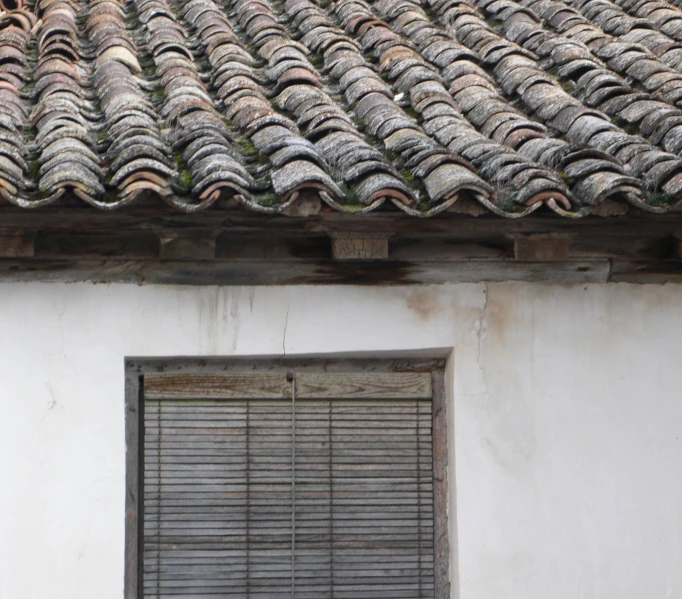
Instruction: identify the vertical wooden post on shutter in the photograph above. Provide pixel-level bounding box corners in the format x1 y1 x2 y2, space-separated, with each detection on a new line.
124 369 142 599
329 398 334 599
290 374 296 599
246 400 250 597
432 370 451 599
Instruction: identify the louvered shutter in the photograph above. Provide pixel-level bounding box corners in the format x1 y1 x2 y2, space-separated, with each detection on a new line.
142 371 435 599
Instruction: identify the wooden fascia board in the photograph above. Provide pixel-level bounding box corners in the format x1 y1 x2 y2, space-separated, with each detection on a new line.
0 208 681 283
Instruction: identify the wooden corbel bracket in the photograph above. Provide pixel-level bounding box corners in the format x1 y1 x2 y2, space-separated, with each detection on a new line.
328 232 392 260
507 233 574 262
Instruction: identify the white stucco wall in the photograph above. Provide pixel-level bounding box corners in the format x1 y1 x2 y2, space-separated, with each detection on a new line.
0 282 681 599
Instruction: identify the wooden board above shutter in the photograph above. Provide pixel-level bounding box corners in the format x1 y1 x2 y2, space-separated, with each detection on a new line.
144 373 291 399
144 372 431 400
295 372 432 399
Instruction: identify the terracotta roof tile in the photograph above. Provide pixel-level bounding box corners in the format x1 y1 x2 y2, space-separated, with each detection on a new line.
2 0 682 215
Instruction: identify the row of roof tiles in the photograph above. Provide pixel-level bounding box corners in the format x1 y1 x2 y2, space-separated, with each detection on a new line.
1 0 682 216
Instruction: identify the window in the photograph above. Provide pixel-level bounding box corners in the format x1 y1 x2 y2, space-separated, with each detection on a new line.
125 360 449 599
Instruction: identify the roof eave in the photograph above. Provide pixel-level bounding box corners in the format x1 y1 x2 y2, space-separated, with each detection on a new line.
1 207 681 285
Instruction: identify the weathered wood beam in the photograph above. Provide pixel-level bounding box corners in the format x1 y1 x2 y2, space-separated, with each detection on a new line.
0 257 612 284
0 228 34 257
158 230 217 260
0 207 681 283
34 231 159 258
676 235 682 261
3 206 682 238
609 260 682 284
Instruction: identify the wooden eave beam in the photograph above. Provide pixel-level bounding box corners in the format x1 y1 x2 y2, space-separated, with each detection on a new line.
0 207 681 284
0 227 35 257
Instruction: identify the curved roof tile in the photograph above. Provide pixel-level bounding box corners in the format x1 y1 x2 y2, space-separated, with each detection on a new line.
0 0 681 216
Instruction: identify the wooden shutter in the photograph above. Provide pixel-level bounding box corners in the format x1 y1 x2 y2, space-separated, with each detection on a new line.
142 371 435 599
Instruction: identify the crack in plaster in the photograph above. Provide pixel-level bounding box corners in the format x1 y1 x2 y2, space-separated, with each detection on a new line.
41 382 58 422
51 300 66 359
281 301 290 357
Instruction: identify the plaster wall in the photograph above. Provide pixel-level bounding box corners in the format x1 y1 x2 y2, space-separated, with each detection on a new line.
0 282 681 599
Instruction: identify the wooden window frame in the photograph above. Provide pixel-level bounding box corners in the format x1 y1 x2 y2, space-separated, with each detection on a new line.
124 357 450 599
